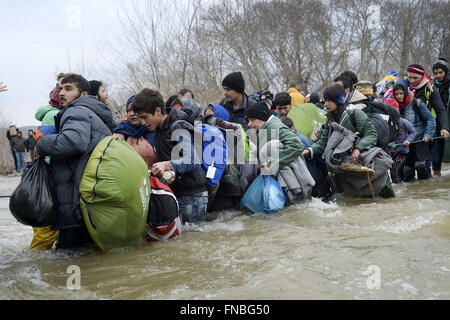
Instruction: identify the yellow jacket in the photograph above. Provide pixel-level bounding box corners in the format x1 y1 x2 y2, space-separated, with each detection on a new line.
287 88 305 105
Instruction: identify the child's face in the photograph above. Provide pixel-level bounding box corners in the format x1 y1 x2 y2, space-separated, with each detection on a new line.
205 107 214 117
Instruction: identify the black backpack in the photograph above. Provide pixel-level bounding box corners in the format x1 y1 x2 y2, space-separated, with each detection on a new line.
351 99 401 150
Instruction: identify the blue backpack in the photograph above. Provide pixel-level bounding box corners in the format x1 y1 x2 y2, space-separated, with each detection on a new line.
171 120 227 187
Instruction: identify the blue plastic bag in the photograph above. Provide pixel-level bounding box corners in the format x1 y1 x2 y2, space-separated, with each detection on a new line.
240 175 264 213
262 175 286 213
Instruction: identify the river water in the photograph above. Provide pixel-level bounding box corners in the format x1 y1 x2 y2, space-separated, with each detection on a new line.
1 165 449 300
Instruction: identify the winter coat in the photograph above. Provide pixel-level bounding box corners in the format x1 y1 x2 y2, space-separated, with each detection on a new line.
219 92 255 131
35 104 61 165
154 108 207 197
323 122 393 197
433 74 450 109
180 98 204 123
36 96 115 230
257 115 304 173
413 85 449 133
114 121 157 169
399 98 436 141
260 140 314 205
6 128 17 151
35 104 60 126
12 136 27 152
287 88 305 105
393 118 416 156
309 105 378 159
346 90 368 109
25 135 36 151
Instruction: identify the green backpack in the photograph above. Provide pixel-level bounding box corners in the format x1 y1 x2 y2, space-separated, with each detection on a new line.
79 136 151 252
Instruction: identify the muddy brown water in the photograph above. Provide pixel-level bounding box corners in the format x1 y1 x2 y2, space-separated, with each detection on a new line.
1 165 449 300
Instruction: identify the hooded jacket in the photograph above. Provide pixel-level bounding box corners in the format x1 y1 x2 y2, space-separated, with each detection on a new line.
413 81 448 132
211 104 230 121
154 108 207 197
35 104 60 126
346 90 368 109
433 73 450 109
257 115 304 172
287 88 305 105
36 95 115 229
309 105 378 159
180 97 204 123
394 80 436 141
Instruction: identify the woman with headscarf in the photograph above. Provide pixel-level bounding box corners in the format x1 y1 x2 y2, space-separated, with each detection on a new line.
113 95 157 169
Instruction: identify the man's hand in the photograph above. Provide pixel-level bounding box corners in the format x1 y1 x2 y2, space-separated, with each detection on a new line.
0 82 7 93
151 161 171 177
34 147 41 160
441 129 450 139
302 149 310 158
403 140 411 146
260 162 271 175
424 136 431 142
350 148 360 160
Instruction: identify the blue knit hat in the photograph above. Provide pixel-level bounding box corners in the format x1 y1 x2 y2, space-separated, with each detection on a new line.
126 95 135 108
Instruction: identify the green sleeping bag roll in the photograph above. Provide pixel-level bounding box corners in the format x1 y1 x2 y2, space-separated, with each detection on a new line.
79 136 151 252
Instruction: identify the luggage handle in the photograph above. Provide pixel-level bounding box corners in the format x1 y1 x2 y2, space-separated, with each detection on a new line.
80 196 97 230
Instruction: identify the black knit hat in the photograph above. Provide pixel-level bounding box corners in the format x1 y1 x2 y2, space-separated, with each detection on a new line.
245 101 272 121
222 72 245 94
89 80 102 97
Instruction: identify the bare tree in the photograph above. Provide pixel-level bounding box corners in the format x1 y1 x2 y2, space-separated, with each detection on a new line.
102 0 448 106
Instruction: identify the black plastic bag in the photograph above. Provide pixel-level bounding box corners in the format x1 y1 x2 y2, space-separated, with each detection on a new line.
9 159 57 227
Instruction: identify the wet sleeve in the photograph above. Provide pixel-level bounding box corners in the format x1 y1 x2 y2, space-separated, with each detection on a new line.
277 126 304 170
354 109 378 151
310 122 330 158
404 119 416 142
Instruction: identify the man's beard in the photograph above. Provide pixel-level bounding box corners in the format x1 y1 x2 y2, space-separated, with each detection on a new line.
61 93 82 108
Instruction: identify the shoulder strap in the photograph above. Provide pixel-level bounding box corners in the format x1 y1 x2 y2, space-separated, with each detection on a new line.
348 109 357 132
424 86 432 108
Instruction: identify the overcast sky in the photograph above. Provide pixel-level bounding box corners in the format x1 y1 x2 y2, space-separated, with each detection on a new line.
0 0 127 127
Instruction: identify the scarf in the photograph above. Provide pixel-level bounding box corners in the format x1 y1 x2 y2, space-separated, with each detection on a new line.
49 84 62 110
407 66 433 93
398 92 412 108
114 120 155 146
394 79 412 108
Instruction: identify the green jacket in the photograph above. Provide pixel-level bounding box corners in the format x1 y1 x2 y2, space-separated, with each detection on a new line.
12 136 27 152
257 115 304 171
35 104 60 164
310 107 378 158
35 104 60 126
